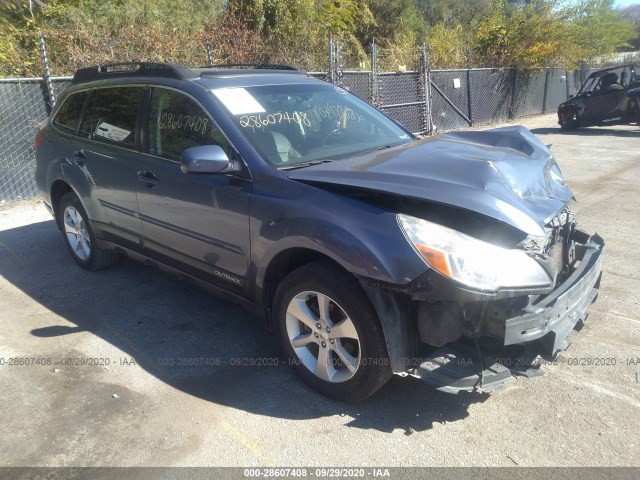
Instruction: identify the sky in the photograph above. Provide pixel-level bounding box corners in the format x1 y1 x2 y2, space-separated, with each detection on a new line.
615 0 640 7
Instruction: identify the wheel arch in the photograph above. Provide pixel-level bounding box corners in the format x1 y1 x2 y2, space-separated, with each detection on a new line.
260 247 346 328
50 180 77 229
259 247 419 373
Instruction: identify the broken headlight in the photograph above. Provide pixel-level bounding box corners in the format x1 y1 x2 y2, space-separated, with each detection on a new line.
397 214 551 291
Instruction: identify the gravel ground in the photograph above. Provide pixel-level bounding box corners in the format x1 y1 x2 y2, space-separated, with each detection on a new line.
0 114 639 470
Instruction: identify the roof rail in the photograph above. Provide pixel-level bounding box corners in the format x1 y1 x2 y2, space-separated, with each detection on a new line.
71 62 197 85
202 63 301 72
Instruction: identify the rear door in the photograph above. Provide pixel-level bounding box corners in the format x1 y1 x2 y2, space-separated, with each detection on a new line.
71 86 145 249
135 87 252 293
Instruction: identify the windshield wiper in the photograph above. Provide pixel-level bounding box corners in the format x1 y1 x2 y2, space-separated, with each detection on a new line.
278 159 333 170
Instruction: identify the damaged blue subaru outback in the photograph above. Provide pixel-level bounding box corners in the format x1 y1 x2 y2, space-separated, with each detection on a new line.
35 63 604 401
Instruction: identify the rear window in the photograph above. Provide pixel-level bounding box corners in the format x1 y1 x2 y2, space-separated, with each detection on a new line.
53 91 88 133
79 87 143 148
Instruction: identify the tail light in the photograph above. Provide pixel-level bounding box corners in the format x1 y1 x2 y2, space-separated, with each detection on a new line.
35 131 43 150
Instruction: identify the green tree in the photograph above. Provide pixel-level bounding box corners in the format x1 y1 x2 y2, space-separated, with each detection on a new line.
427 22 470 68
620 4 640 51
366 0 426 44
418 0 493 28
41 0 224 32
474 0 570 68
228 0 374 66
2 0 639 76
563 0 636 65
0 1 40 76
34 0 226 75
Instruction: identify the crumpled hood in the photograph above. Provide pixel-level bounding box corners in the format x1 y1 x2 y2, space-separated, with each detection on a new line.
288 126 573 237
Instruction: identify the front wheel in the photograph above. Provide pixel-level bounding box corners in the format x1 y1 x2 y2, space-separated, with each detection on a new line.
273 260 392 401
559 110 578 131
58 192 119 270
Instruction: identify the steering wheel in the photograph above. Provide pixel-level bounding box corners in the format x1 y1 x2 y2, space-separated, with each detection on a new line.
321 128 351 146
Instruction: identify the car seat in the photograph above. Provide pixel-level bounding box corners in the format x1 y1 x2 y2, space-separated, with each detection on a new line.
600 72 624 93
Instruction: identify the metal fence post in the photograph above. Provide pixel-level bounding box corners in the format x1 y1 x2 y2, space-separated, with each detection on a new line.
565 69 571 101
542 68 551 114
509 69 519 119
335 40 342 86
466 49 474 127
419 43 433 135
370 39 379 107
205 38 214 66
329 32 336 84
38 33 56 112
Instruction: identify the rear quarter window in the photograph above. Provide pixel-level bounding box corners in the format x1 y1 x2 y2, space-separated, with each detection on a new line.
53 91 89 133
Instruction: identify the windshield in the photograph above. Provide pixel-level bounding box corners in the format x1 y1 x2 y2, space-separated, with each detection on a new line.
212 83 413 167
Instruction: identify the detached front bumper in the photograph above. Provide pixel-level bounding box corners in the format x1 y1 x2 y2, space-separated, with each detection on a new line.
504 234 604 355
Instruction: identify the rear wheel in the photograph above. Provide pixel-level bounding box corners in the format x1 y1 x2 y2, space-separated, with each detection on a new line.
58 192 119 270
274 260 392 401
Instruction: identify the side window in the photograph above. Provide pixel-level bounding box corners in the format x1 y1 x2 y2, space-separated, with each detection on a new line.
79 87 142 148
148 88 231 160
53 91 88 133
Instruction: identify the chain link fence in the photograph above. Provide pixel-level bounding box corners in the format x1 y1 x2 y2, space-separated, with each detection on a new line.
430 70 471 131
0 39 600 204
511 70 548 117
0 78 70 204
339 71 370 101
470 69 514 125
378 71 424 134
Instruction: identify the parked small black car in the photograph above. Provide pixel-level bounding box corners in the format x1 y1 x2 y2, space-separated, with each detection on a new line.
36 63 604 401
558 64 640 130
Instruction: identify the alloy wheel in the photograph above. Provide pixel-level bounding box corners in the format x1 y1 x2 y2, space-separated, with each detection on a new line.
285 291 361 383
63 205 91 260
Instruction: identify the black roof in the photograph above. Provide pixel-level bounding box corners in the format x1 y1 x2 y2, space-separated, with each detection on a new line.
588 64 639 78
71 62 306 85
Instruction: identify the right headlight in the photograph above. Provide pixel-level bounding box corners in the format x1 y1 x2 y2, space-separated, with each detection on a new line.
397 213 551 291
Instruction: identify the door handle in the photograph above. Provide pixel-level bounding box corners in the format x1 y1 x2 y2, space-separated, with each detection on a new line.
137 171 159 187
73 150 86 166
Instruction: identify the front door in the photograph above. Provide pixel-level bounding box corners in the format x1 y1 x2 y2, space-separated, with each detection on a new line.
135 87 252 293
583 90 626 124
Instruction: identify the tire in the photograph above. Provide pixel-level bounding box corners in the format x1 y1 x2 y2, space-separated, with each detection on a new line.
273 260 392 401
58 192 119 271
560 110 578 131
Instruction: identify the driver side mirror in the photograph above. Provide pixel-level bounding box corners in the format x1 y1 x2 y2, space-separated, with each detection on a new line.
568 94 574 99
180 145 232 174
